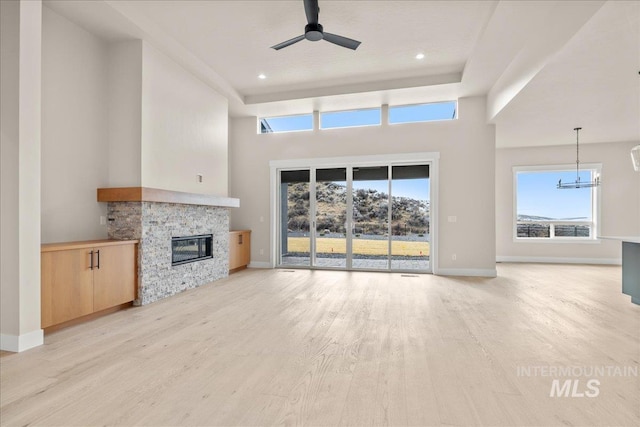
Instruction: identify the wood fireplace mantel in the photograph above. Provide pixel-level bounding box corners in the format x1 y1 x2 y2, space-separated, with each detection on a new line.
97 187 240 208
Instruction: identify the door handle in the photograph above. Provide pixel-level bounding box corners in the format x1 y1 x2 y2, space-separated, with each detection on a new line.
89 250 94 270
96 250 100 269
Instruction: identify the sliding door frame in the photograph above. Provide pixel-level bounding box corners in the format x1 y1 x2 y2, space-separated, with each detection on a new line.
269 152 440 273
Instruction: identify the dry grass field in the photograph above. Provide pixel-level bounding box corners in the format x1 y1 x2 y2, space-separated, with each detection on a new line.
287 237 430 257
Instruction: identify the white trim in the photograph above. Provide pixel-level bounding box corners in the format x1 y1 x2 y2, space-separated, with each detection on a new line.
514 237 602 244
512 163 602 173
248 261 271 269
269 165 277 268
269 152 440 170
430 159 439 275
0 329 44 352
496 256 621 265
437 268 497 278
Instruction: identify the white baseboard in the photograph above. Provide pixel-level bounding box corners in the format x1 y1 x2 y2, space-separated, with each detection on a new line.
436 268 497 278
496 256 622 265
248 261 271 269
0 329 44 352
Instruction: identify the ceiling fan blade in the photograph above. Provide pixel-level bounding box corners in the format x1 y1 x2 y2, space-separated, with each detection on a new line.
303 0 319 25
323 32 361 50
271 34 306 50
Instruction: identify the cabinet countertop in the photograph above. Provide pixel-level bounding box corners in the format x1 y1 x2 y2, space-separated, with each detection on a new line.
230 230 251 234
42 239 139 252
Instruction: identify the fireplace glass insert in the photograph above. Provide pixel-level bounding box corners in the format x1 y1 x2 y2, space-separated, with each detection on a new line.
171 234 213 266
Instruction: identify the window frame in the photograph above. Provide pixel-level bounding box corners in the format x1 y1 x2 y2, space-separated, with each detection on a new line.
388 100 458 125
319 107 381 130
512 164 602 243
257 113 314 134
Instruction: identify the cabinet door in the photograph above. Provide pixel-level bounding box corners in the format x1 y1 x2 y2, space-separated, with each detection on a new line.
93 244 136 312
240 232 251 266
229 233 241 270
41 249 94 328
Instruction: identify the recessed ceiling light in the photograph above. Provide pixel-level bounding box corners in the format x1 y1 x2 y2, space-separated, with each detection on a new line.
258 73 266 79
415 53 425 60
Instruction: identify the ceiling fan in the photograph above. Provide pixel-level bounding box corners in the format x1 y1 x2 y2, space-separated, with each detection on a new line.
271 0 361 51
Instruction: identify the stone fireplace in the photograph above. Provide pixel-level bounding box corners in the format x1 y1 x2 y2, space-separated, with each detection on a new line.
99 187 240 305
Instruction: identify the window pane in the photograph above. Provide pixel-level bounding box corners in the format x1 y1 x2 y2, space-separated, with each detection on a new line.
260 114 313 133
320 109 380 129
389 101 457 124
517 171 593 221
554 225 590 237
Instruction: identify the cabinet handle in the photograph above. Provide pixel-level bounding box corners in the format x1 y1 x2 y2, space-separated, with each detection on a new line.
239 235 243 245
89 250 94 270
96 250 100 269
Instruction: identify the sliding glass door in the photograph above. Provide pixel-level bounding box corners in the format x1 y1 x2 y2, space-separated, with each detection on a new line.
314 168 348 268
279 170 310 267
390 165 430 270
278 162 431 272
352 166 390 270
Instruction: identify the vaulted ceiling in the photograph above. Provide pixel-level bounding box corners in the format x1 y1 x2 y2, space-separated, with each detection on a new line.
45 0 639 148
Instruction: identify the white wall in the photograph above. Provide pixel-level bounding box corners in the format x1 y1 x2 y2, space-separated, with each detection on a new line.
229 97 496 275
496 141 640 263
40 16 230 245
1 0 43 352
141 43 228 196
41 6 109 243
108 40 142 187
1 0 21 342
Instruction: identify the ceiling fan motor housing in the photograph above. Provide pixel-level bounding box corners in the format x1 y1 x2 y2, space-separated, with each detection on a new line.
305 23 324 41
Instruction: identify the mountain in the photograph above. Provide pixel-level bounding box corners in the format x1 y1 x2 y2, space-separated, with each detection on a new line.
286 182 429 235
517 214 553 221
517 214 589 221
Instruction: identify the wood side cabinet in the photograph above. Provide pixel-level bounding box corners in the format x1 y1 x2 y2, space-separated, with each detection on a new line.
41 239 138 329
229 230 251 273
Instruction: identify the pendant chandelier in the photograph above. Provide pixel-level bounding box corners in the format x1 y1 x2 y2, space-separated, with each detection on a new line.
557 127 600 189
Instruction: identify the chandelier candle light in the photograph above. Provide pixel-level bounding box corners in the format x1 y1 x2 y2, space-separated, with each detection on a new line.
557 127 600 189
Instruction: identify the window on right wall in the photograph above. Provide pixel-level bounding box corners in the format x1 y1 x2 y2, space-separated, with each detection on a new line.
514 166 601 241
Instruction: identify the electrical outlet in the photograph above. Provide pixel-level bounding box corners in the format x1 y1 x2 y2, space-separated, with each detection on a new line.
448 216 457 223
100 216 106 225
259 216 264 223
260 249 264 255
452 254 457 261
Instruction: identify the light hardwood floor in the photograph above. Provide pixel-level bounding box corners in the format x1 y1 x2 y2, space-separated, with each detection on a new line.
1 264 639 426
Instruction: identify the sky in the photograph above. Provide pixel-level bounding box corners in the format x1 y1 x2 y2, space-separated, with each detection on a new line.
517 171 593 219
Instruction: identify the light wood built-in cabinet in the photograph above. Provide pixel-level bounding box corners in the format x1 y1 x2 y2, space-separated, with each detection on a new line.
41 239 138 329
229 230 251 273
